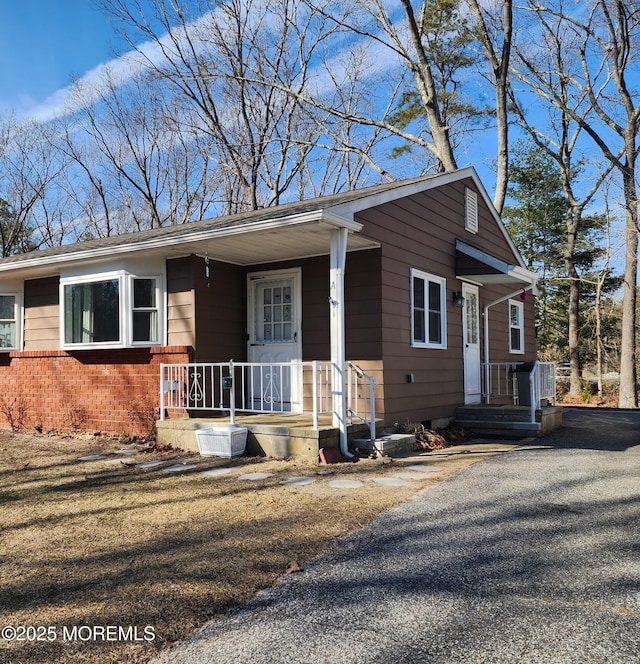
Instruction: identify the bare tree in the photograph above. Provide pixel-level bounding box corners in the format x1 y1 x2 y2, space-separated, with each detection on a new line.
509 6 615 395
515 0 640 408
465 0 513 213
0 115 62 255
96 0 363 210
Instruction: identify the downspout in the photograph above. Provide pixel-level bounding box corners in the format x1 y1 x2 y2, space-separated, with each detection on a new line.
483 285 536 403
329 227 353 458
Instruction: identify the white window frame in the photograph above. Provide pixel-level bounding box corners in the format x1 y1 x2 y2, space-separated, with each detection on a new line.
508 299 525 354
411 269 447 349
60 271 164 350
0 292 21 351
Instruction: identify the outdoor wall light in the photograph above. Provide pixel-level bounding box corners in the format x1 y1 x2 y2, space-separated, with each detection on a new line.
452 291 465 308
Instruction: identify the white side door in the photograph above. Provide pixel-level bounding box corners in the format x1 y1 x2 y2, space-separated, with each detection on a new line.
462 282 482 404
247 269 302 412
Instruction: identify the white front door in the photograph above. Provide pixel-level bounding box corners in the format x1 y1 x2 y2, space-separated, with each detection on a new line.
462 282 482 404
248 269 302 412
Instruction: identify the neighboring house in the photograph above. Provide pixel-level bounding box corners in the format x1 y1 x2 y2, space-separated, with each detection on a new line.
0 168 541 450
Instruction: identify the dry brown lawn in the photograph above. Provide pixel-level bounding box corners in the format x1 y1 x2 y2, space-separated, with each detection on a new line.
0 431 514 664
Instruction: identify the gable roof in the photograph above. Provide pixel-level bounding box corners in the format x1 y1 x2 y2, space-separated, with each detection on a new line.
0 168 528 280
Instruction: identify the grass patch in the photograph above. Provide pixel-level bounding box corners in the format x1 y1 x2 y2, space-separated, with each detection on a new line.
0 431 511 663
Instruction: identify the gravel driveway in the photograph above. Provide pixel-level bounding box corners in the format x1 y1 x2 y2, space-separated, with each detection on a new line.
153 408 640 663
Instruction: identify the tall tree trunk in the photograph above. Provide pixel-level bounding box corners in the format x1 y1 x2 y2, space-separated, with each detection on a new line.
618 164 638 407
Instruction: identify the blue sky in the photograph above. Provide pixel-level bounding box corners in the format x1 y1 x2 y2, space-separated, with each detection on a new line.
0 1 119 118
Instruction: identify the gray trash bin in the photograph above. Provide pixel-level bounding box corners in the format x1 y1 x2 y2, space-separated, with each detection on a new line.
515 362 535 406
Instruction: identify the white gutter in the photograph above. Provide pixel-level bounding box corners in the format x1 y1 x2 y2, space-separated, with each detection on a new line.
329 226 354 459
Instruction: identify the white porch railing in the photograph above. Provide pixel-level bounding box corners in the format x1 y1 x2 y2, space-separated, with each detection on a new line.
160 360 377 438
483 361 556 423
346 362 377 442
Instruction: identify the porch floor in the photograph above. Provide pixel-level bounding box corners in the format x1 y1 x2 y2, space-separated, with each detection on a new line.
157 413 384 459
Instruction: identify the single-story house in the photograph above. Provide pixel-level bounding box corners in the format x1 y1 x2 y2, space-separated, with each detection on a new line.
0 167 553 456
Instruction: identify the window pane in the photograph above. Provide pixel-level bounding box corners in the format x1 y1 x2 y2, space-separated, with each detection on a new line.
65 280 119 344
510 304 519 326
428 281 442 344
511 327 521 351
133 311 158 342
0 295 15 320
428 280 441 311
0 321 16 347
428 311 442 344
134 279 156 308
413 277 424 309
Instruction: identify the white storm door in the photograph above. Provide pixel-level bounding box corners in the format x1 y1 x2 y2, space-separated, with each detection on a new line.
462 282 482 404
248 269 302 412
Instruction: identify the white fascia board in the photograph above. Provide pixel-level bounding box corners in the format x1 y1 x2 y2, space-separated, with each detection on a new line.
0 210 361 275
508 265 538 285
330 168 476 216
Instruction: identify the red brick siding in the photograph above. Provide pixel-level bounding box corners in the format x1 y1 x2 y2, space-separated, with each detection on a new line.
0 346 192 436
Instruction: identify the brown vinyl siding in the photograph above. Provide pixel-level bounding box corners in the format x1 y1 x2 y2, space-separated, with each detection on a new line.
23 277 60 350
193 257 245 362
352 176 533 426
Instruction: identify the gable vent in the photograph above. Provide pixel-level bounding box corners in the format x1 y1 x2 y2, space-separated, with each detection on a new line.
465 188 478 233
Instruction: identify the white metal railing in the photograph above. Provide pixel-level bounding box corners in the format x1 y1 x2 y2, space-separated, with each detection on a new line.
160 360 377 437
482 361 556 423
483 362 519 403
346 362 377 441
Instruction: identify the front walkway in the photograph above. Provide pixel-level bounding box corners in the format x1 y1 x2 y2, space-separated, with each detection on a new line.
78 439 513 490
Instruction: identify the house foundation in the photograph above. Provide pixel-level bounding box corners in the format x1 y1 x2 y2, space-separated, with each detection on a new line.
157 415 385 459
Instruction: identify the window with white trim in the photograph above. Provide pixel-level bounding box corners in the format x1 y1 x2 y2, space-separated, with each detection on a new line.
0 294 18 349
509 299 524 353
411 269 447 348
132 278 159 343
61 273 162 348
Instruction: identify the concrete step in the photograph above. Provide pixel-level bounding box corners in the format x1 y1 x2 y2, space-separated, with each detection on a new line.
351 433 416 456
456 405 562 438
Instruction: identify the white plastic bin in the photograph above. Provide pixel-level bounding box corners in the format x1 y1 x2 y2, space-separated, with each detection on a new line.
195 426 248 457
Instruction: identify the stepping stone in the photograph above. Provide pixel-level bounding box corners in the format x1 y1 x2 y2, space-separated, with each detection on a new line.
201 468 233 477
103 458 137 466
392 472 424 481
136 460 167 469
238 472 274 481
279 476 316 486
113 449 139 455
404 464 443 473
372 477 415 487
77 455 107 462
327 479 363 489
162 463 199 473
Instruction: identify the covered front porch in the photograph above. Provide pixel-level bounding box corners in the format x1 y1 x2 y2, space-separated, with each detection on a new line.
157 359 385 458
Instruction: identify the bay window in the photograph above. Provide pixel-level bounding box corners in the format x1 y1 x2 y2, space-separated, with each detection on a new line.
61 272 162 348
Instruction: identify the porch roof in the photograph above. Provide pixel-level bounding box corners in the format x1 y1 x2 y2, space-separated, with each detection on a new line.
455 240 537 287
0 210 380 279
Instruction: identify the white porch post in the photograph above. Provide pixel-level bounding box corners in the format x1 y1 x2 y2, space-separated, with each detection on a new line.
330 227 352 458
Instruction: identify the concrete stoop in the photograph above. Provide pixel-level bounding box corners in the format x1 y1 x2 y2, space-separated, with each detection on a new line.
455 404 563 438
157 417 384 460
